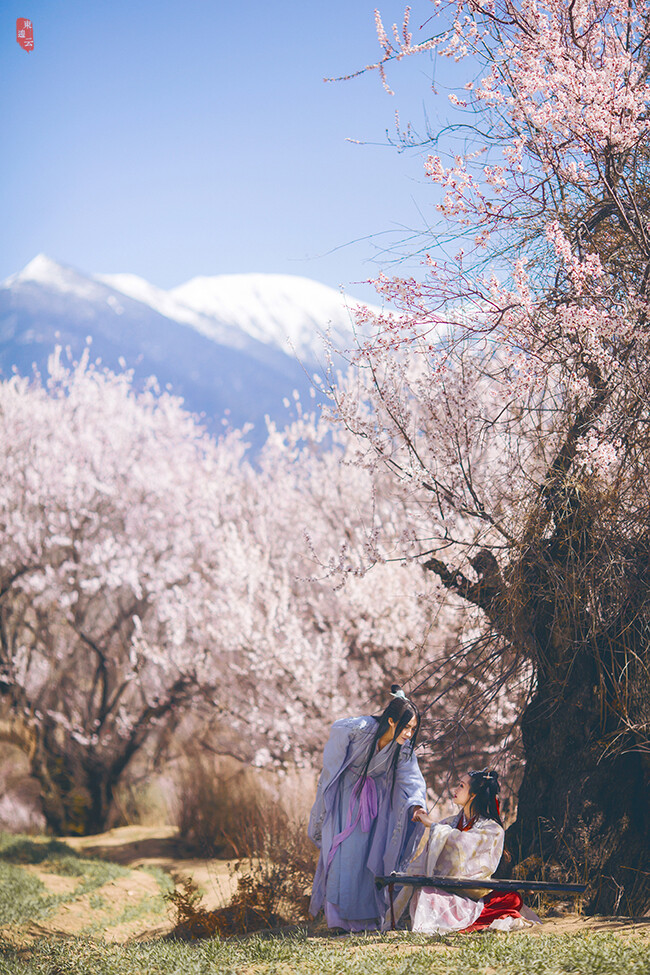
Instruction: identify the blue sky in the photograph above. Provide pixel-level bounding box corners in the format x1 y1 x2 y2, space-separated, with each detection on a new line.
2 1 463 301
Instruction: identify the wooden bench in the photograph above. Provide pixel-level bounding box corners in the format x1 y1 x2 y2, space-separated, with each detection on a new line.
375 873 587 929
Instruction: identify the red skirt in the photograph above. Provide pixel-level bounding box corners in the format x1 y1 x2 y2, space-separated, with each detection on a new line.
461 891 524 931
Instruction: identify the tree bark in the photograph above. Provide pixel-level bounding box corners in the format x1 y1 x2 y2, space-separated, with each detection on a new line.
425 491 650 913
29 722 116 835
502 508 650 913
506 652 650 914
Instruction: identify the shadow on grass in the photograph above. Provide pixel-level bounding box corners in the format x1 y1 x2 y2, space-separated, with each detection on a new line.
0 837 82 865
74 834 185 865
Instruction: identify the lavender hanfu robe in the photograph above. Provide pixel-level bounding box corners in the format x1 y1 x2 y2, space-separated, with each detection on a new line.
308 715 426 931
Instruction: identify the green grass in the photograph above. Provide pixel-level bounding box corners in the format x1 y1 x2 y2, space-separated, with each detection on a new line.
0 832 647 975
0 861 64 927
0 833 130 927
1 930 649 975
141 865 175 897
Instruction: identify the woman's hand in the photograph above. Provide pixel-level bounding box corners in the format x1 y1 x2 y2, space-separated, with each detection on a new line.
411 806 434 827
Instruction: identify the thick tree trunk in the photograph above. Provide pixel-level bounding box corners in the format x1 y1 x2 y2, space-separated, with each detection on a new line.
30 724 116 835
501 521 650 914
506 661 650 914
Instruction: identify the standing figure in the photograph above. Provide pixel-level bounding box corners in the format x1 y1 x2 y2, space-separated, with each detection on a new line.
400 770 538 933
308 684 427 931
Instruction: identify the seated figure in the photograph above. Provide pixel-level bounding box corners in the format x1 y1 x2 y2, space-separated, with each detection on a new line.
395 769 539 934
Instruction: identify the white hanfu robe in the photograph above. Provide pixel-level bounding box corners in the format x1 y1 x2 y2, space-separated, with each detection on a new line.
393 813 539 934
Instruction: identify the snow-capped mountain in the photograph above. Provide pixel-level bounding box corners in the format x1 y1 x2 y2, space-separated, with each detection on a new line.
170 273 361 362
0 255 374 443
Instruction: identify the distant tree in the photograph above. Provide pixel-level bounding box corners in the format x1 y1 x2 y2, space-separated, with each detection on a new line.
329 0 650 912
256 398 527 790
245 403 523 786
0 350 254 832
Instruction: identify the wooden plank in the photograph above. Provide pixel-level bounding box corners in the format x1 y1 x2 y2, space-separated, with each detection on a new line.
375 873 586 894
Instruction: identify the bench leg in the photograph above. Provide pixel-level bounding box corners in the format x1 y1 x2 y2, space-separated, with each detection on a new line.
389 883 396 930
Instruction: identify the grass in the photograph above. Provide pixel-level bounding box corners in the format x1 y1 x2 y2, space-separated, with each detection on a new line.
0 830 647 975
0 833 130 926
0 833 174 936
0 862 63 927
1 930 649 975
77 864 173 938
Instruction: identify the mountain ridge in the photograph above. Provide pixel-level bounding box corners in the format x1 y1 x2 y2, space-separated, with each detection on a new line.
0 255 375 444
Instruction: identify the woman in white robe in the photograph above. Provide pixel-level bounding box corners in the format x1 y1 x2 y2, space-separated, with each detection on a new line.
398 770 538 934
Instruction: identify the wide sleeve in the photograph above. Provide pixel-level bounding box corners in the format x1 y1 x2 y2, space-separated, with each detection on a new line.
380 746 428 874
396 748 427 851
395 746 427 809
307 718 354 847
426 818 505 879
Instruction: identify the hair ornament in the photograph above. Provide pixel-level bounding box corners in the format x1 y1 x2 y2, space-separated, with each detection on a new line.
470 769 499 788
390 688 407 700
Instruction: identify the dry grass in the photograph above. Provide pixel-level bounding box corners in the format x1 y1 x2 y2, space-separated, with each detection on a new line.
166 808 317 937
175 751 268 858
169 752 317 937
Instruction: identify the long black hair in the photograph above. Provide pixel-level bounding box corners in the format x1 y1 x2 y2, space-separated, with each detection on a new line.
468 769 502 826
357 684 420 794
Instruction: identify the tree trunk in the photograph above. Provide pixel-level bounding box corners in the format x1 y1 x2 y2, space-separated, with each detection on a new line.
502 517 650 914
30 722 116 835
506 660 650 914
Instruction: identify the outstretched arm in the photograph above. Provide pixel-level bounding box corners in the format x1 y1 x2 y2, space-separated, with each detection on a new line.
412 807 435 827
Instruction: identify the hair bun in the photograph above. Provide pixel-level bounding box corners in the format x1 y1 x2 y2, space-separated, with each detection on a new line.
390 683 402 695
470 769 500 793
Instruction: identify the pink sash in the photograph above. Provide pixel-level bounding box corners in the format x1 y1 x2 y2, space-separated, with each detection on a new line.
326 776 378 871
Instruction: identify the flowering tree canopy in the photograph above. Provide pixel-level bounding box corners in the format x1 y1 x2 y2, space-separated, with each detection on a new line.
0 350 251 830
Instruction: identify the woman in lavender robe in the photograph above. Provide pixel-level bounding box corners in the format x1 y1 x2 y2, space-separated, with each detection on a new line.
308 685 427 931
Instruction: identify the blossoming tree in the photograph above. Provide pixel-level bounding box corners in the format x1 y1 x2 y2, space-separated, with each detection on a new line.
332 0 650 912
0 350 258 832
251 401 522 787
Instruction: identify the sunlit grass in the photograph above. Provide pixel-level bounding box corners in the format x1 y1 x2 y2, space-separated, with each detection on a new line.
1 931 649 975
0 833 130 926
0 832 647 974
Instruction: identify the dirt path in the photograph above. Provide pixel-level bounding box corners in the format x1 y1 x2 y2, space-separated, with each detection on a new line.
66 825 236 911
1 825 237 945
524 913 650 939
